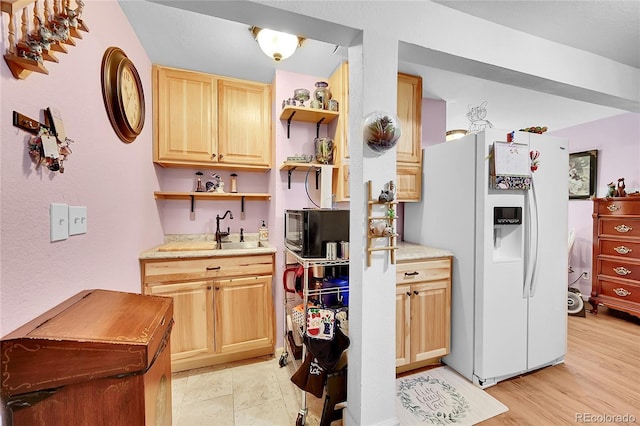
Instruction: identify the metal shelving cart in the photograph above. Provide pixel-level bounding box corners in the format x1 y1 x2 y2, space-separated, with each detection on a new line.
280 248 349 426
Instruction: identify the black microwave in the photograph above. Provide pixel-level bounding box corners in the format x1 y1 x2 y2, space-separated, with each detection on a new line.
284 209 349 258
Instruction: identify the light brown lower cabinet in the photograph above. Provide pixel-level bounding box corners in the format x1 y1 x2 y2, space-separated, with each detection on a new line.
396 257 451 374
142 254 275 372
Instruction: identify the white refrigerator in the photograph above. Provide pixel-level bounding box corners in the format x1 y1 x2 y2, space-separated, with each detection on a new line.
405 129 568 387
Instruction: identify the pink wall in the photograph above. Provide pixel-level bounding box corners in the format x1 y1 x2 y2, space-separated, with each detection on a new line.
156 168 270 235
550 112 640 296
422 97 447 147
0 1 163 335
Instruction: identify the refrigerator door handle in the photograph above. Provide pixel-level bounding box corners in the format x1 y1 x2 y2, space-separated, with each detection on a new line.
523 180 539 298
528 180 540 297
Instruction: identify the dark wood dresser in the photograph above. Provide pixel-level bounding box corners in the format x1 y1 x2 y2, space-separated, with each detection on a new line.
1 289 174 426
591 197 640 318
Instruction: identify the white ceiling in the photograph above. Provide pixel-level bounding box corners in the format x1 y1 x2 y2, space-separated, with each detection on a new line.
120 0 639 133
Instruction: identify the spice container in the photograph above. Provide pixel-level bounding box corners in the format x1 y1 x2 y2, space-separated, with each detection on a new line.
230 173 238 193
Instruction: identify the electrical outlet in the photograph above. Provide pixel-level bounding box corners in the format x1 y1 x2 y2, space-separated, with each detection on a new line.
582 272 589 280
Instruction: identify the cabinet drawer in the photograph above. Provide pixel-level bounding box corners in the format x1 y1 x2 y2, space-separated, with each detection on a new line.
598 279 640 304
598 258 640 281
396 258 451 283
599 239 640 259
143 255 273 284
595 199 640 216
598 219 640 239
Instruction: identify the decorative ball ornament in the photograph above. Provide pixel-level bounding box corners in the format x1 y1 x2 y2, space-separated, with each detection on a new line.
363 111 402 154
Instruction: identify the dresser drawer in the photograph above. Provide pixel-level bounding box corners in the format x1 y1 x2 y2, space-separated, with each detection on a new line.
599 239 640 259
143 255 274 284
598 279 640 304
396 258 451 284
598 258 640 281
595 198 640 216
598 218 640 239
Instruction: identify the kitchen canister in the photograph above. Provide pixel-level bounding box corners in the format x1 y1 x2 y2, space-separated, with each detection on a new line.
326 242 337 260
339 241 349 259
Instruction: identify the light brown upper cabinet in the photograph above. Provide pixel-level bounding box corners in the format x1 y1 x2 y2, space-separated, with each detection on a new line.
153 65 272 171
329 64 423 202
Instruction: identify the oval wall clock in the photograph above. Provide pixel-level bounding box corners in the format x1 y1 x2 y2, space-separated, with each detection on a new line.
101 46 145 143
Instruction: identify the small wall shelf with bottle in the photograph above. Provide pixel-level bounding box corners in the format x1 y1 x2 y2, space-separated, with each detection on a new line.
153 192 271 201
366 180 398 267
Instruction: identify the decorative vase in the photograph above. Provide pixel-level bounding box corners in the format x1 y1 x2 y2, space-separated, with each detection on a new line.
313 81 331 109
363 111 402 153
314 137 334 164
293 88 310 107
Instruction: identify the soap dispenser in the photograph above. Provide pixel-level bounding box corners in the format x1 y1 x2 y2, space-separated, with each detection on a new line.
259 220 269 242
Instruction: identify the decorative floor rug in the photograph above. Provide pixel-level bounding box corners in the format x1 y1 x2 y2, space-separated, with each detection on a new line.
396 366 508 425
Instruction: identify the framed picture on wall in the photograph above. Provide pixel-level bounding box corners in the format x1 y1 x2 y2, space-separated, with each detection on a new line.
569 150 598 199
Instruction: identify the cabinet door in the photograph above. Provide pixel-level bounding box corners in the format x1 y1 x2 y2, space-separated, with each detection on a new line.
397 162 422 202
217 79 272 167
154 66 217 163
147 280 214 361
333 163 350 202
328 62 349 160
214 275 274 354
396 284 412 367
396 73 422 164
411 280 450 362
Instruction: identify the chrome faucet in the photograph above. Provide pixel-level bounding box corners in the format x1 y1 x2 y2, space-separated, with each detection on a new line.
215 210 233 248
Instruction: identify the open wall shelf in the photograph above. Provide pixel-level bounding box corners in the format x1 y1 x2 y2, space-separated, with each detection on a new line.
154 191 270 201
279 106 339 139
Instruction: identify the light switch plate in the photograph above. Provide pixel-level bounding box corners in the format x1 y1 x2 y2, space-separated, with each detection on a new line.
50 203 69 242
68 206 87 235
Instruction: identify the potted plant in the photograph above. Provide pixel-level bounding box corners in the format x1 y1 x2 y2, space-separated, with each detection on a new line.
363 112 402 153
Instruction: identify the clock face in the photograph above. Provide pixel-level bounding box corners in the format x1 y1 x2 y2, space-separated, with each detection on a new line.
101 47 145 143
121 65 141 129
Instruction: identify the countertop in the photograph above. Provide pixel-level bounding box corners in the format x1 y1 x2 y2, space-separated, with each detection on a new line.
395 241 453 262
139 233 277 260
140 235 451 262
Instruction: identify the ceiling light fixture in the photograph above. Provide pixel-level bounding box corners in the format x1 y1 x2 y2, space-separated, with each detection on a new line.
250 26 304 62
445 129 467 141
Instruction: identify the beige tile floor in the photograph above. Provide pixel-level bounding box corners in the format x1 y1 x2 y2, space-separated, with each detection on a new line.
171 350 339 426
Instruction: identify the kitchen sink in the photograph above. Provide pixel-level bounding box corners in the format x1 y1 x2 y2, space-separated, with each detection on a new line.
218 241 263 250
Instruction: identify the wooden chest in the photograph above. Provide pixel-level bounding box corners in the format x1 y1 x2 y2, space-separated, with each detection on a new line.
591 197 640 318
1 289 174 426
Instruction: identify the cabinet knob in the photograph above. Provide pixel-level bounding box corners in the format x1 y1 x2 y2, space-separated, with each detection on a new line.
607 204 621 211
613 287 631 297
207 286 212 290
614 224 632 233
406 292 411 296
614 246 632 255
215 286 220 290
206 266 221 271
413 290 419 295
613 266 632 276
219 154 224 160
211 153 217 159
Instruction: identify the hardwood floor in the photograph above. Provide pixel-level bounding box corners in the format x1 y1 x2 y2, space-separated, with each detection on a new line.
482 306 640 425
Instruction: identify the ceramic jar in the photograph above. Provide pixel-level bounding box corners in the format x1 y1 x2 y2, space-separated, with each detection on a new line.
313 81 331 109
